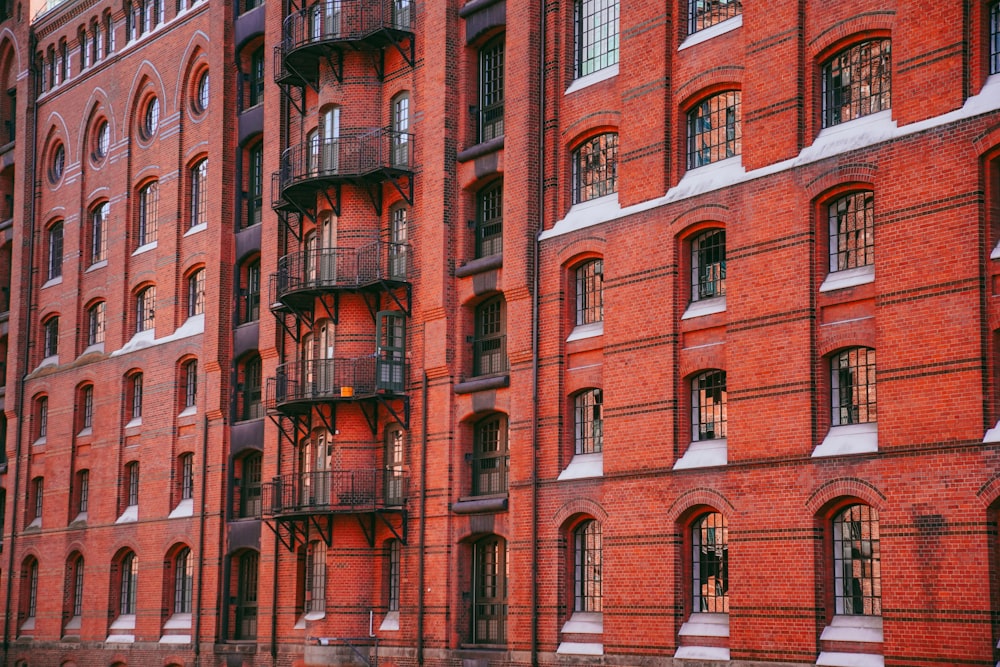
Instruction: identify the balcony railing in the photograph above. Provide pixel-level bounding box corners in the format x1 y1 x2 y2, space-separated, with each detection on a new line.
472 335 508 377
265 356 406 410
277 131 413 188
281 0 413 53
478 102 504 144
472 455 509 496
260 469 408 517
271 242 409 300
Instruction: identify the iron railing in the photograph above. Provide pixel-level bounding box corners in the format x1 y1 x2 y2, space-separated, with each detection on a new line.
265 356 406 408
472 335 508 377
472 455 509 496
280 0 413 52
260 469 408 516
276 131 414 192
270 241 409 301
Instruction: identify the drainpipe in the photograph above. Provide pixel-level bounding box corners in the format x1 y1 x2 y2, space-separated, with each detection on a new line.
530 6 546 666
193 411 211 665
2 38 39 658
417 368 427 665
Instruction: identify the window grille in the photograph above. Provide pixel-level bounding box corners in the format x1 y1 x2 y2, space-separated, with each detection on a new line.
78 470 89 513
692 512 728 613
688 0 741 34
476 183 503 258
190 160 208 228
392 94 410 168
691 229 726 301
127 462 139 506
473 415 509 495
831 347 876 425
574 389 603 454
43 317 58 357
472 536 507 644
239 357 263 420
306 542 326 613
833 504 881 615
91 203 108 263
131 373 144 420
137 182 158 246
174 548 193 613
828 191 874 272
688 91 741 168
184 361 198 407
120 553 138 615
38 398 47 439
239 453 262 517
26 559 37 617
574 0 619 77
88 302 106 346
243 260 261 323
479 38 504 142
188 270 205 317
573 133 618 204
692 370 726 440
473 298 507 376
181 454 194 501
574 520 602 612
389 208 408 279
72 557 84 617
136 286 155 332
387 540 400 611
249 48 264 108
82 386 94 430
822 40 891 128
48 223 62 280
32 477 43 519
576 259 603 325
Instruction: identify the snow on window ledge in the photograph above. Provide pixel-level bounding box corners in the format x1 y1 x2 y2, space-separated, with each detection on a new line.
169 497 194 519
565 63 618 96
379 610 400 631
813 423 878 458
70 511 88 526
801 111 896 164
27 517 41 529
112 315 204 358
682 296 726 320
32 437 45 447
567 321 603 342
107 614 136 642
64 615 81 631
820 615 883 643
116 504 138 524
820 264 874 292
125 417 142 429
80 343 104 357
557 452 603 480
37 354 59 370
674 439 727 470
678 14 742 50
20 617 35 631
561 611 603 634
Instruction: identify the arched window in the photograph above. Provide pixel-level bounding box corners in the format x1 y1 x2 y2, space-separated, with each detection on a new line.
182 359 198 408
137 180 158 246
828 191 875 273
173 547 193 614
822 39 891 128
832 504 881 616
87 300 106 346
79 384 94 431
42 314 58 358
179 453 194 501
135 285 156 332
189 159 208 228
478 37 504 142
46 221 63 279
128 372 143 421
574 520 602 612
391 93 410 167
574 389 603 454
473 414 509 495
90 202 109 264
471 535 507 644
572 133 618 203
692 512 728 612
187 268 205 317
66 553 85 626
575 259 603 325
35 396 48 441
690 229 726 302
691 370 726 441
117 551 138 616
384 426 405 505
688 91 741 168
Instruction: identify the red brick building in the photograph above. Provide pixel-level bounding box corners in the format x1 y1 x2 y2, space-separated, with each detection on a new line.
1 0 1000 666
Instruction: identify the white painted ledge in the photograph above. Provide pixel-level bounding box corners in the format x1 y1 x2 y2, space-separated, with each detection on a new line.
674 646 730 661
681 296 725 320
674 439 727 470
115 504 138 524
679 14 742 50
557 452 603 480
813 423 878 458
567 321 604 342
169 498 194 519
984 420 1000 442
565 63 618 95
132 241 157 256
379 610 400 631
561 612 603 634
556 642 604 656
820 615 883 643
678 612 729 638
184 222 207 236
820 265 875 292
816 652 884 667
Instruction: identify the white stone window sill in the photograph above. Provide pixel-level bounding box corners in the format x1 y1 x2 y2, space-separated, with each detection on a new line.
674 439 727 470
820 615 883 643
679 13 742 50
116 504 138 524
41 276 63 289
678 612 729 637
32 437 46 447
984 420 1000 442
816 652 884 667
813 423 878 458
81 343 104 356
305 610 325 621
86 259 108 272
567 321 603 342
565 63 618 95
561 611 603 634
163 612 192 630
126 417 142 429
77 427 92 437
184 223 207 237
108 614 136 643
169 497 194 518
132 241 157 256
557 452 603 480
159 633 191 644
674 646 731 661
682 296 725 320
64 615 81 631
27 517 41 529
820 265 874 292
556 642 604 656
379 610 400 631
20 617 35 631
71 511 88 526
38 355 59 369
803 110 896 163
178 405 197 418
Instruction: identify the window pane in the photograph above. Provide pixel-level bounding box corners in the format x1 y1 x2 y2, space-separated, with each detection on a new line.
692 512 728 612
692 370 727 440
688 0 742 35
574 521 602 612
822 40 891 128
575 259 603 325
833 504 881 615
573 133 618 204
575 0 619 77
688 91 741 169
831 347 877 425
691 230 726 301
574 389 603 454
829 191 875 272
479 39 504 142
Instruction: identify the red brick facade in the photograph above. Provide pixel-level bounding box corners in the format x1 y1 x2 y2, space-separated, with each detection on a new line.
0 0 999 666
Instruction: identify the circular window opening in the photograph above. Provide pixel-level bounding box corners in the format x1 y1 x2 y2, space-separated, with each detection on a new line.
94 121 109 160
195 71 209 114
49 144 65 183
143 97 160 139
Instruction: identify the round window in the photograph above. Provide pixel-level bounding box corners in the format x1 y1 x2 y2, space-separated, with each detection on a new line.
143 97 160 139
49 144 65 183
195 71 209 113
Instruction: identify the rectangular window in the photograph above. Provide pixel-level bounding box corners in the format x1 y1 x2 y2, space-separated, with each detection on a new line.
185 361 198 407
573 133 618 204
72 558 84 617
574 0 619 78
137 182 158 246
574 389 603 454
829 191 875 272
43 317 58 357
37 398 48 440
190 160 208 228
248 48 264 108
32 477 43 520
82 386 94 430
48 224 63 280
476 184 503 258
131 374 143 420
822 40 891 128
688 0 742 35
688 91 741 169
126 462 139 506
188 270 205 317
831 347 877 426
306 542 327 613
88 302 106 346
91 203 108 264
246 143 263 228
26 560 38 618
479 39 504 142
992 2 1000 75
78 469 89 513
387 540 400 611
137 287 155 332
473 415 509 495
575 259 603 325
181 454 194 500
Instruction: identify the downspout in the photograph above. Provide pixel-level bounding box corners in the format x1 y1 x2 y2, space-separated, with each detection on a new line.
3 39 39 657
193 412 210 665
530 5 546 666
417 368 427 665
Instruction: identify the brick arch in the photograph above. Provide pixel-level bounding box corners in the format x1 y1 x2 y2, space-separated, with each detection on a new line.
805 476 886 515
125 64 168 135
667 487 736 522
671 202 732 234
562 112 620 148
174 30 210 103
675 67 744 110
553 497 608 528
75 90 118 164
557 236 607 268
0 30 23 75
804 162 878 200
817 332 876 359
973 122 1000 157
808 12 895 60
976 472 1000 508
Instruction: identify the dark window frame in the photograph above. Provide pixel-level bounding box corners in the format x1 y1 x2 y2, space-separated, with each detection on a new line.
687 90 741 169
828 191 875 273
821 39 892 128
832 504 881 616
572 133 618 204
473 413 509 496
574 0 619 78
574 520 602 612
831 347 877 426
691 369 727 441
574 388 603 454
